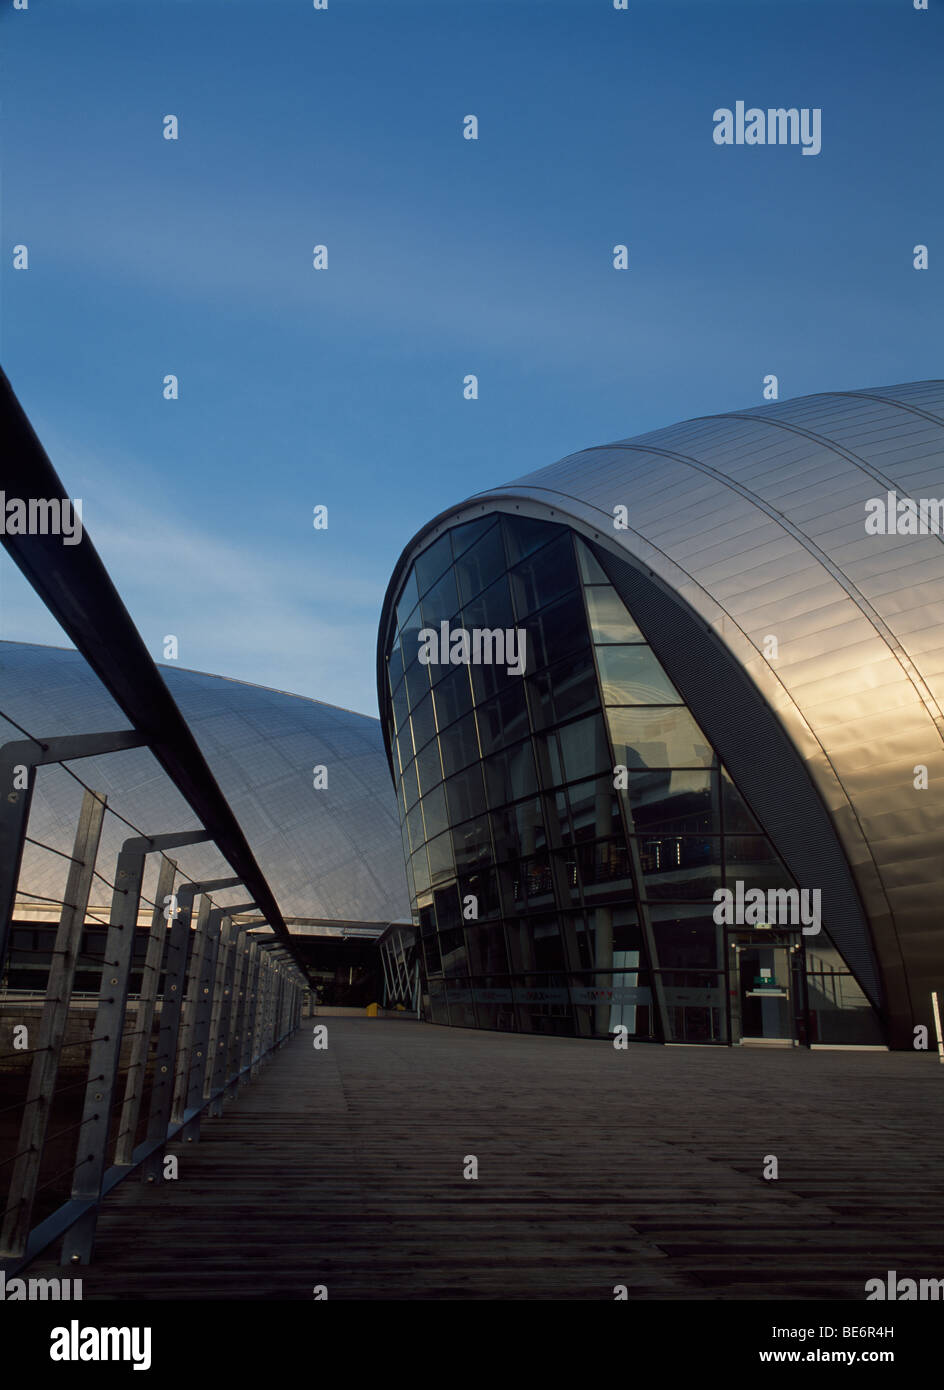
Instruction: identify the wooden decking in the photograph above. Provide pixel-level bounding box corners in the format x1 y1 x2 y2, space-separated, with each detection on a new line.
24 1019 944 1300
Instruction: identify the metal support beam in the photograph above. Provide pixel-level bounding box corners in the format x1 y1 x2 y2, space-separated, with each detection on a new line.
181 906 225 1141
0 789 106 1258
0 730 145 973
114 856 177 1167
205 917 236 1117
171 896 211 1126
139 875 237 1182
60 835 143 1264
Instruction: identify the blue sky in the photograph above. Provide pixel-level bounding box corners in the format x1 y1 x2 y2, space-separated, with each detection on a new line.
2 0 941 716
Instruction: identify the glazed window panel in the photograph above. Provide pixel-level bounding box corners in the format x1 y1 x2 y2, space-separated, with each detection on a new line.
649 908 722 969
388 634 405 690
476 681 530 755
406 801 426 855
585 585 645 643
531 915 567 972
439 711 481 779
596 645 683 706
637 834 723 899
404 656 431 711
398 605 424 663
551 850 581 904
490 797 546 860
420 566 460 628
411 846 431 897
421 783 449 842
520 852 555 906
433 883 462 933
607 706 716 770
433 663 474 729
526 649 599 731
454 522 506 606
459 867 501 920
395 571 419 633
576 839 634 895
439 927 469 978
413 535 453 598
427 829 456 885
400 757 419 811
410 691 437 753
496 859 525 913
452 814 492 874
422 932 443 978
467 923 510 976
561 778 622 842
626 770 720 835
483 739 539 807
558 713 611 783
462 572 515 633
415 738 444 797
508 532 579 619
449 514 497 561
574 538 609 584
502 514 562 565
391 679 410 735
445 764 488 824
521 592 589 672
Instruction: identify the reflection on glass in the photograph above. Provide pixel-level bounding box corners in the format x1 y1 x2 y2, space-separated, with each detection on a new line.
454 522 506 606
413 535 452 598
574 537 609 585
636 835 722 900
558 714 610 782
439 711 481 778
596 645 682 706
410 691 437 753
420 567 459 627
415 739 443 796
627 769 718 834
585 585 645 643
395 570 419 633
384 513 879 1044
607 706 715 769
720 766 762 832
452 814 492 874
508 533 578 619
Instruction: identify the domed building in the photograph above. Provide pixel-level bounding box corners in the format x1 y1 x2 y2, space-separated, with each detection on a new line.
0 643 411 998
377 382 944 1049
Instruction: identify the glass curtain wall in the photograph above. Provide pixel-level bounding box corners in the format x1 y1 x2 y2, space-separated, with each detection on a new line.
383 513 882 1044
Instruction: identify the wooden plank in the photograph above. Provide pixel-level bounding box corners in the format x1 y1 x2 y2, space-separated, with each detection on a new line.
19 1019 944 1299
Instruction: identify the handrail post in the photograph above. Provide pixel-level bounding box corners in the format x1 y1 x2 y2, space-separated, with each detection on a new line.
61 834 147 1265
0 789 105 1259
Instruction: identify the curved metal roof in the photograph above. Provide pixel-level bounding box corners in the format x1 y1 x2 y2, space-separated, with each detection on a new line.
378 381 944 1001
1 642 410 925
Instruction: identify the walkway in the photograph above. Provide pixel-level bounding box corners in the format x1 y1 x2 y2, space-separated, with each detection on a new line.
24 1020 944 1300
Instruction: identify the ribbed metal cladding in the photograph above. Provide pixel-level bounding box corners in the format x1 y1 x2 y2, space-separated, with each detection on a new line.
0 642 410 925
377 381 944 1048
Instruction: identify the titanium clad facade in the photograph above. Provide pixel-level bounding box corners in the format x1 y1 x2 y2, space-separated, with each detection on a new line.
377 383 944 1049
0 642 410 925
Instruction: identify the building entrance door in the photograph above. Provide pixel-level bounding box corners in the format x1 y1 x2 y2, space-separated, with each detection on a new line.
729 935 797 1045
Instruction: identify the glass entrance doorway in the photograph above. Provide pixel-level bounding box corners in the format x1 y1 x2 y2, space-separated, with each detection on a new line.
729 934 798 1044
